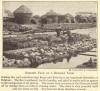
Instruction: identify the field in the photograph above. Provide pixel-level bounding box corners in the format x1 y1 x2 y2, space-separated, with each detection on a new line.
3 22 97 68
3 22 96 34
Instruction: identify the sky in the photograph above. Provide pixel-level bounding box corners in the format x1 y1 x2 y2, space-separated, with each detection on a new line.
3 1 97 16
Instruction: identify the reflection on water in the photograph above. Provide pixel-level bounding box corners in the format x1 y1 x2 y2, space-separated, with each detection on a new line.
71 28 97 39
37 55 96 69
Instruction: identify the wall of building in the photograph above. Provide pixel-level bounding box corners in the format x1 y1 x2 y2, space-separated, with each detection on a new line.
14 13 32 24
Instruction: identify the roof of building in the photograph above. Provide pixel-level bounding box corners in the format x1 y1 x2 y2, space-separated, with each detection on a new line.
65 13 73 17
76 12 96 17
45 10 58 16
14 5 32 14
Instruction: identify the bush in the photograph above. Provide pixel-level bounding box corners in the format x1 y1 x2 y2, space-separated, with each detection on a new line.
3 22 33 32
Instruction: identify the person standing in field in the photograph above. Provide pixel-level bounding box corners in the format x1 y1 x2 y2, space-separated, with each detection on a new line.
55 25 62 37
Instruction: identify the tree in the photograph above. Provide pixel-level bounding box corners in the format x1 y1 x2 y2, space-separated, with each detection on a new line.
88 15 96 23
75 15 88 23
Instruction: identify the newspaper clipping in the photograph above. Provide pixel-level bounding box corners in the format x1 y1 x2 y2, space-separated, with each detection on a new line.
0 0 99 91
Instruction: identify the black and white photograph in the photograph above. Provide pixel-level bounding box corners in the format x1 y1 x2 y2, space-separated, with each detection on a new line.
3 1 97 69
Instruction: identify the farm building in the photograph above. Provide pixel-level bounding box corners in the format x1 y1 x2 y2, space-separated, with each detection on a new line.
75 12 97 23
3 9 14 22
76 12 96 17
65 13 75 23
41 10 76 24
31 15 40 24
41 10 59 24
14 5 32 24
58 15 66 23
58 13 75 23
